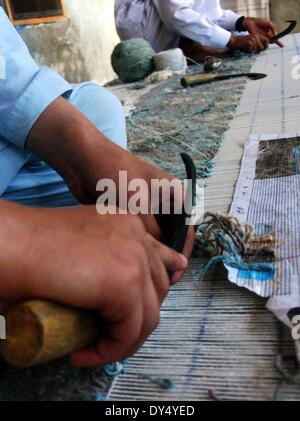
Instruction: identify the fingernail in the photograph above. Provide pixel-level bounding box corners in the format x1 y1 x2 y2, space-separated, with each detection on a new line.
179 254 188 268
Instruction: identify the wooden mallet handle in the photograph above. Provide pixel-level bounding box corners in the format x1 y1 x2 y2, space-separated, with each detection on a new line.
0 300 100 368
181 73 220 87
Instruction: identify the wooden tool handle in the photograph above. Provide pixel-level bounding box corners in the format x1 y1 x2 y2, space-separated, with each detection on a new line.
0 300 100 368
181 73 220 87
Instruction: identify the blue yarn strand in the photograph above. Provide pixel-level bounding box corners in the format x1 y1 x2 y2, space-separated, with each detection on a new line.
193 231 275 283
138 374 175 390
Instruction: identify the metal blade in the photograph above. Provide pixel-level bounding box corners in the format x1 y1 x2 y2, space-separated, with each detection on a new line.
216 73 267 81
248 73 267 80
167 153 197 279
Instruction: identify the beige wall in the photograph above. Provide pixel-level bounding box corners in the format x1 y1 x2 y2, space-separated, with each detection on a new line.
221 0 300 33
20 0 120 85
221 0 270 18
270 0 300 34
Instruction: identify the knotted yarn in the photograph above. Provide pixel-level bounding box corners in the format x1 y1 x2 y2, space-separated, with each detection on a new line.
154 48 188 72
193 212 275 282
111 38 155 83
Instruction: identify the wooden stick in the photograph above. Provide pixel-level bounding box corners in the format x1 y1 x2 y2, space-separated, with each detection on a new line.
181 73 221 87
0 300 100 368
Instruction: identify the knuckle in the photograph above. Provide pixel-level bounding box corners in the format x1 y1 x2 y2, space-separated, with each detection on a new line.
126 263 143 286
120 252 145 286
146 232 156 246
125 214 144 232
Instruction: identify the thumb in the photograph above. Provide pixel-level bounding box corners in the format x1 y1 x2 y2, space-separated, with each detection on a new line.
152 236 188 272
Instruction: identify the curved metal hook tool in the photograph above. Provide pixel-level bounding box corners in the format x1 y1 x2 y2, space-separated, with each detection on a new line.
270 20 297 44
167 153 197 280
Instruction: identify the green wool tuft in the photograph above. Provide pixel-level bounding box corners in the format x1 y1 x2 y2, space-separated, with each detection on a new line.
111 38 155 83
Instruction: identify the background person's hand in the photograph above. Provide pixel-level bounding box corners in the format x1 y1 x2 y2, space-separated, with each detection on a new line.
242 17 284 48
227 33 269 53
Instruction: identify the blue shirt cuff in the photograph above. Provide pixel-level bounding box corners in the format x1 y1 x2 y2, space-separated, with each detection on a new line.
0 66 72 149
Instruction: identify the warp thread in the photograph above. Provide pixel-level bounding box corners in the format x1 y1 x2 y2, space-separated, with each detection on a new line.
126 54 254 182
193 212 275 282
154 48 187 72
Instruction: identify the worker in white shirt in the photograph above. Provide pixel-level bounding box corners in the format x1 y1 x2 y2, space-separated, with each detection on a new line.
115 0 283 62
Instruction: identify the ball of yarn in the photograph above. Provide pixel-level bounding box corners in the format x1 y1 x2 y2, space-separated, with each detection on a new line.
154 48 188 72
111 38 155 83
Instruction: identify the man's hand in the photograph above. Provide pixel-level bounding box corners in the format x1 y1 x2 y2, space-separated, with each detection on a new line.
227 33 269 54
0 201 188 366
243 17 284 48
25 97 195 275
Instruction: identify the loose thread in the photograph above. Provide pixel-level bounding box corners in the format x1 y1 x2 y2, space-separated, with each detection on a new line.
102 360 128 376
138 374 175 390
194 213 275 282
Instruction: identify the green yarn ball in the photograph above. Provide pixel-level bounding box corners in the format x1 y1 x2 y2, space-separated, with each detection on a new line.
111 38 155 83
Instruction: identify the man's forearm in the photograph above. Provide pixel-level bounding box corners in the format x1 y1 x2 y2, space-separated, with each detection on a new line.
25 97 176 209
25 96 187 241
0 200 81 304
25 97 102 204
25 97 140 204
0 200 38 303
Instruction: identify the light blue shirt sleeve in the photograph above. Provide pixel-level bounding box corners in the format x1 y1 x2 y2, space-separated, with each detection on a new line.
0 7 72 149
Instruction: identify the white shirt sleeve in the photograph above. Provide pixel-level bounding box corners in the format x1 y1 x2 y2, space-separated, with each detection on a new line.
152 0 241 50
215 8 242 32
